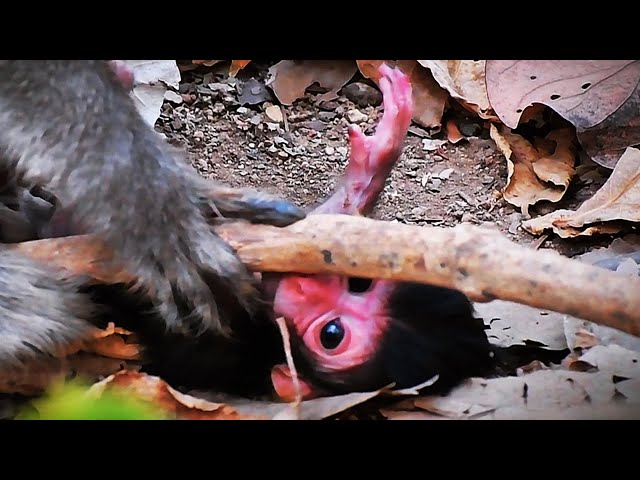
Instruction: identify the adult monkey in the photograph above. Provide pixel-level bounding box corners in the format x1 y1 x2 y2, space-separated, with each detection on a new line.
0 60 304 369
0 62 491 400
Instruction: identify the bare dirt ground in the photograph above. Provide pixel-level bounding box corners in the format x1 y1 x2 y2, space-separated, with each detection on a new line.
156 62 611 259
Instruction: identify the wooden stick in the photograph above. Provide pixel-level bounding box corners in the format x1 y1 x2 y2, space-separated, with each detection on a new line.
12 214 640 336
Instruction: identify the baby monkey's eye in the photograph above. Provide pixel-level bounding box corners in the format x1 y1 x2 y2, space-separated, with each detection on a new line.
320 318 345 350
347 277 373 293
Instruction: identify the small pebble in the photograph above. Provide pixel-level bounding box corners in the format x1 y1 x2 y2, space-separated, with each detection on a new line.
346 109 368 124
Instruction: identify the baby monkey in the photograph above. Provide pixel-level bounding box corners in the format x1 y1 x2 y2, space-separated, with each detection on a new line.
0 60 304 368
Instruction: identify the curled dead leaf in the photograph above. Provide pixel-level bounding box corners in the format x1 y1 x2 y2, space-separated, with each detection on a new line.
122 60 181 127
230 60 252 77
445 120 464 143
406 64 449 130
355 60 388 81
81 322 140 360
92 322 133 338
84 335 140 360
578 344 640 380
418 60 496 120
490 124 577 216
267 60 357 105
522 146 640 237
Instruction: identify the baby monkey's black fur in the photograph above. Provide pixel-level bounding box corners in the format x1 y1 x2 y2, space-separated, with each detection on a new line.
0 60 304 371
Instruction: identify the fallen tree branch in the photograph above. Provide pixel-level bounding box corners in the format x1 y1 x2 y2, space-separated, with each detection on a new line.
13 214 640 336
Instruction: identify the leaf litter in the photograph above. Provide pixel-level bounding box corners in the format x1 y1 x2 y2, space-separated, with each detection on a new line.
522 147 640 237
486 60 640 130
490 124 578 216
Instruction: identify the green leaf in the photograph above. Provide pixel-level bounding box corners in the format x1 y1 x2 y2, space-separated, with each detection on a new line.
17 379 170 420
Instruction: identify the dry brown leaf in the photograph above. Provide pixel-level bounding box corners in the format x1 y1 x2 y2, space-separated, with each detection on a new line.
0 353 131 396
271 390 383 420
414 377 519 417
69 354 138 379
229 60 251 77
486 60 640 129
356 60 448 130
267 60 357 105
445 120 464 143
522 146 640 236
192 389 385 420
418 60 496 120
123 60 181 128
191 60 251 77
414 394 494 418
526 221 624 239
81 322 140 361
380 410 450 420
569 329 600 349
402 63 449 130
474 299 568 349
84 335 140 360
192 60 222 66
518 103 548 127
555 371 617 404
355 60 388 81
578 345 640 380
577 79 640 168
490 124 577 216
615 379 640 402
92 322 133 338
414 370 607 419
532 130 578 185
562 352 595 372
480 403 640 420
90 371 266 420
90 371 385 420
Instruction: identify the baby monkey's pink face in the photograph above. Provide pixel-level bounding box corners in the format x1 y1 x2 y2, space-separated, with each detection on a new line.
275 275 392 367
270 274 395 400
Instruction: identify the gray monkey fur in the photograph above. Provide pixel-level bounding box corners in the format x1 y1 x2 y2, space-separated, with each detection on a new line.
0 60 304 369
